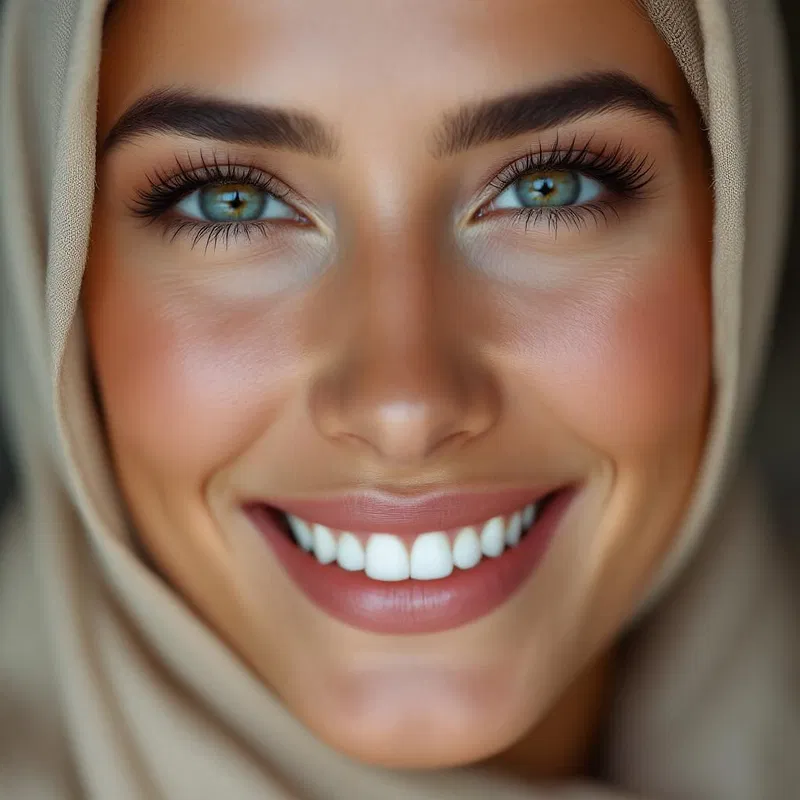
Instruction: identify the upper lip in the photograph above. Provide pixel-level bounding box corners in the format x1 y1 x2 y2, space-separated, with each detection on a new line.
249 486 562 535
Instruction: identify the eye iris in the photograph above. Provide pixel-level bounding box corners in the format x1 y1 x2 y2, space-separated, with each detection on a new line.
198 184 267 222
514 171 581 207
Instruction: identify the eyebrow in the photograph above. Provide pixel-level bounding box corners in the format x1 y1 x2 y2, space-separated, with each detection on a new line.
101 87 339 158
101 71 677 161
432 71 679 157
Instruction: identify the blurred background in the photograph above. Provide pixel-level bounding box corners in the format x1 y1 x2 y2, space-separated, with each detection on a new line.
0 0 798 534
747 0 800 540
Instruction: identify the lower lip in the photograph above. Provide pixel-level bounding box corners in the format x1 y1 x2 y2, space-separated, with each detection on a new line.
245 488 573 636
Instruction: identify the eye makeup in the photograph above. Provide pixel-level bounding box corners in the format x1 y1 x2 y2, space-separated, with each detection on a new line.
129 133 657 252
130 151 312 252
473 135 655 235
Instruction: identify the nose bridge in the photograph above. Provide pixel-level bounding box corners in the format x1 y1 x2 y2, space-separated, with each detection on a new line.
308 232 499 464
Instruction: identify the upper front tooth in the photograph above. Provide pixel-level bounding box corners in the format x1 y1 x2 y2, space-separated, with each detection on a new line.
287 515 313 551
365 534 410 581
505 511 523 546
522 503 537 529
312 524 337 564
481 516 506 557
294 504 534 578
410 532 453 580
337 532 365 571
452 526 482 570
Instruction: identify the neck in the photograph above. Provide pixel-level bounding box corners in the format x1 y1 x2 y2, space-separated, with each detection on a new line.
483 646 617 782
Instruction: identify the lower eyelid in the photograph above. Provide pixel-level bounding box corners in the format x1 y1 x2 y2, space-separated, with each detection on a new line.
162 218 275 251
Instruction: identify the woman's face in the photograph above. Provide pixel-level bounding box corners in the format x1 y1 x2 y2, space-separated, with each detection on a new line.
87 0 712 770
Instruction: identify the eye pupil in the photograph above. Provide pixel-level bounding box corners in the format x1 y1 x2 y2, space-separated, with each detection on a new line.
199 183 267 222
514 171 580 207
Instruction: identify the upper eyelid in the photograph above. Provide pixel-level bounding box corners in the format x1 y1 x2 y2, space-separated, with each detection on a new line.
131 158 314 223
151 163 291 199
482 142 653 201
461 145 654 230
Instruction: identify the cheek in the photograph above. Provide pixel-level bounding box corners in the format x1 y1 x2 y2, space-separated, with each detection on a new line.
85 242 710 480
518 256 711 455
84 269 300 480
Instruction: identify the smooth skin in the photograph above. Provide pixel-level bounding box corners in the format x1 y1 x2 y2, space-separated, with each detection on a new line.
85 0 713 779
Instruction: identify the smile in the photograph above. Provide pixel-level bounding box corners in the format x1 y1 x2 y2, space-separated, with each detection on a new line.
244 485 574 635
284 503 540 580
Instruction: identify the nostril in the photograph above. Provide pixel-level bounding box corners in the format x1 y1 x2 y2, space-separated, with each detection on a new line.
335 431 381 454
431 429 474 453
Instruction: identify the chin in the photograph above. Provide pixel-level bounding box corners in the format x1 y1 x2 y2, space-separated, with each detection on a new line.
290 664 536 769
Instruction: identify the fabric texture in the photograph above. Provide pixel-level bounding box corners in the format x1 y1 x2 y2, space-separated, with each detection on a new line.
0 0 797 797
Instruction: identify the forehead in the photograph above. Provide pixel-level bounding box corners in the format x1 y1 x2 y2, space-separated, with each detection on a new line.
99 0 687 141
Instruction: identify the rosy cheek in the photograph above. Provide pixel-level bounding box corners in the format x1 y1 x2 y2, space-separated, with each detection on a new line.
88 243 710 478
88 280 301 479
517 258 711 454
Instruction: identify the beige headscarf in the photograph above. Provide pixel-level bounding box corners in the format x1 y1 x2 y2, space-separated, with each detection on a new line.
0 0 796 797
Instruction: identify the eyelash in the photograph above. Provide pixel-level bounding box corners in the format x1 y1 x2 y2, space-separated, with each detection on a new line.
480 134 655 235
131 137 655 250
131 152 303 251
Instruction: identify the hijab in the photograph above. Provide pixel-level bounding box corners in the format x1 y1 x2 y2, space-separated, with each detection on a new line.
0 0 797 797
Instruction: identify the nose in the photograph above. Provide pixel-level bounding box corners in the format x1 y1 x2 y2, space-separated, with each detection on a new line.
308 246 500 466
313 339 498 464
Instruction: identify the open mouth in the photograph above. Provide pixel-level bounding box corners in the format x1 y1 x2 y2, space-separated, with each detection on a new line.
244 486 572 635
275 495 554 582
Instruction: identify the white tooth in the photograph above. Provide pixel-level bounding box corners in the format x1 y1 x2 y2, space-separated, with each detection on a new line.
522 503 537 530
452 527 482 570
410 532 453 580
312 524 337 564
287 515 313 551
365 534 410 581
480 516 506 557
337 532 365 571
505 512 523 547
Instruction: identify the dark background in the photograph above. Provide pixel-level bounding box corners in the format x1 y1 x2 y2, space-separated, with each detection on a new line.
747 0 800 538
0 1 798 533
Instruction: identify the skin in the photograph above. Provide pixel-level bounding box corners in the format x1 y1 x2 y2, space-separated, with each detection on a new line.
85 0 713 777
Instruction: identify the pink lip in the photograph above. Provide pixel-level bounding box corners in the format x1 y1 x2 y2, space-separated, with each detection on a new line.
243 486 574 635
259 486 558 535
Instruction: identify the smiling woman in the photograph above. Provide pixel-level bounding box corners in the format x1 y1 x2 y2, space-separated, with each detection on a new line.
0 0 797 798
86 0 715 770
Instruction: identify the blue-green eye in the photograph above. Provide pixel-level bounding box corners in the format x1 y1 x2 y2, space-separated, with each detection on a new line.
491 170 603 210
175 183 301 223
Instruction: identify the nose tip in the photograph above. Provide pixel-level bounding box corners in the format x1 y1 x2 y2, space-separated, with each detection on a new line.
340 399 475 462
310 353 499 465
365 400 460 461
